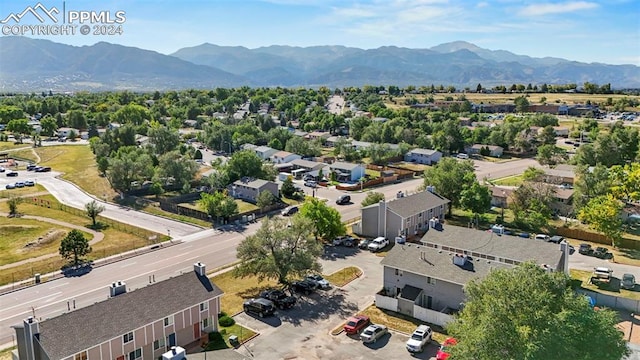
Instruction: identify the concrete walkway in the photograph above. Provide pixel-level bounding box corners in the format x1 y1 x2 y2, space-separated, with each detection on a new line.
0 213 103 270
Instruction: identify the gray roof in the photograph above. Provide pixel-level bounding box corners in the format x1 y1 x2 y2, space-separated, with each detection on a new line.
254 145 275 153
400 284 422 301
234 178 272 189
330 161 361 171
387 191 450 219
37 271 223 360
409 148 440 156
544 164 576 178
381 242 513 286
415 225 564 271
290 158 325 170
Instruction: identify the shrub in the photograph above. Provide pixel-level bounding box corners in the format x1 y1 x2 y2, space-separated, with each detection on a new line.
208 331 223 342
218 315 235 327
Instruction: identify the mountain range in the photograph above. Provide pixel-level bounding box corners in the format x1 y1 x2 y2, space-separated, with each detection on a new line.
1 37 638 92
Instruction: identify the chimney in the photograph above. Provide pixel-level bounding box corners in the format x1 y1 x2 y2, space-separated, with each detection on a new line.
109 281 127 297
194 262 206 276
21 317 40 360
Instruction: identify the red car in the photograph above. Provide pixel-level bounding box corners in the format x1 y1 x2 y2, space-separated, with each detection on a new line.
436 337 457 360
343 315 370 335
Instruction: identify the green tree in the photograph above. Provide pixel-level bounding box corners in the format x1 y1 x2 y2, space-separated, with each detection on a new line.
514 95 530 112
6 119 30 143
204 170 230 192
225 149 264 183
59 230 92 267
361 192 385 207
573 164 611 210
106 147 154 194
0 105 24 123
509 182 555 229
234 216 322 285
459 181 492 225
423 157 475 215
84 200 105 228
147 123 180 155
154 151 199 192
40 117 58 137
96 157 109 176
609 163 640 201
299 197 345 241
7 195 23 217
522 167 544 181
281 176 296 198
256 190 277 212
149 181 164 199
538 125 557 145
536 145 568 167
199 191 238 223
447 262 628 360
578 195 624 247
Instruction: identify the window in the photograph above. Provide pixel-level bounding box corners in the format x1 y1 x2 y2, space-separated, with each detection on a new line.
153 338 165 351
202 317 209 330
74 352 87 360
164 315 174 327
200 302 208 312
427 277 436 285
123 332 133 344
128 348 141 360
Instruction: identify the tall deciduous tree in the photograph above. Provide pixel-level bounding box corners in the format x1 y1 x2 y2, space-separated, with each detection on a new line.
85 200 105 227
423 157 475 215
578 195 624 247
256 190 276 212
361 192 385 207
106 146 154 194
59 230 92 267
225 149 264 183
7 195 23 217
234 216 322 285
147 123 180 155
459 181 492 224
154 151 199 192
299 197 345 241
198 191 238 223
6 119 30 143
447 262 628 360
536 144 568 167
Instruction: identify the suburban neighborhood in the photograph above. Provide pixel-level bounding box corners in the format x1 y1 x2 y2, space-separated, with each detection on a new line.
0 82 638 360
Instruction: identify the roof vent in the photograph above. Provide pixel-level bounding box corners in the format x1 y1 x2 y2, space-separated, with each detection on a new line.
109 281 127 297
452 254 466 266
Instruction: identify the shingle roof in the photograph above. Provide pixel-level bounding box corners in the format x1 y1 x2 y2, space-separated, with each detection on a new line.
381 242 513 285
291 158 324 170
330 161 361 171
387 191 450 219
416 225 564 271
234 178 272 189
273 151 294 158
37 271 223 360
544 165 576 178
409 148 439 156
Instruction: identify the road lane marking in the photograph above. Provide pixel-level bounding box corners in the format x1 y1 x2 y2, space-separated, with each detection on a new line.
48 282 69 289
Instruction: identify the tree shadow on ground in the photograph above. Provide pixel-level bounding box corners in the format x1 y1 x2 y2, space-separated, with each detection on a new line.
61 261 93 277
277 288 358 327
321 245 362 261
87 222 109 231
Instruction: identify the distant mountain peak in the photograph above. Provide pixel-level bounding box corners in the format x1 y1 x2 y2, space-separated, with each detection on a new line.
430 41 483 53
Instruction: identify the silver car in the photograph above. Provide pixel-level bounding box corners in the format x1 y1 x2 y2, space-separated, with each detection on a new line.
360 324 388 343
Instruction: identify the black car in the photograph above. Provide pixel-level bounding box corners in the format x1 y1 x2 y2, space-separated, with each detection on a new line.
35 166 51 172
260 289 297 310
336 195 351 205
243 298 276 318
549 235 565 244
579 243 593 255
291 279 317 295
26 164 37 171
6 171 18 177
593 247 610 259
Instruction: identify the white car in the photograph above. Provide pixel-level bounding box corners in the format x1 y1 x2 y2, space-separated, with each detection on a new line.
406 325 432 353
305 274 330 289
367 237 389 252
0 166 5 172
360 324 388 343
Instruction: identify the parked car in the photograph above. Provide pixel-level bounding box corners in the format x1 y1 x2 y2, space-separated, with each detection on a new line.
407 325 433 353
456 153 469 159
406 324 432 353
281 206 299 216
436 337 457 360
5 183 15 189
291 279 317 295
535 234 550 241
35 166 51 172
367 237 389 252
24 180 35 187
622 273 636 290
259 289 296 310
304 180 317 188
358 239 371 250
579 243 593 255
360 324 388 343
243 298 275 318
343 315 370 335
593 246 610 259
591 267 613 284
26 164 37 171
336 194 351 205
305 274 330 289
6 171 18 177
15 181 25 188
549 235 565 244
0 166 5 172
303 174 315 182
333 235 355 247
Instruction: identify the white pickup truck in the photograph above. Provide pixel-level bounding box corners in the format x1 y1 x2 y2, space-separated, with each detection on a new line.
367 237 389 252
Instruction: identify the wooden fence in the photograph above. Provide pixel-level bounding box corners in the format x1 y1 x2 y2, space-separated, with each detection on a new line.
555 226 640 250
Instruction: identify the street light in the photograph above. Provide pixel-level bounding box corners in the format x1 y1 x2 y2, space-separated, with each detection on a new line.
501 190 506 222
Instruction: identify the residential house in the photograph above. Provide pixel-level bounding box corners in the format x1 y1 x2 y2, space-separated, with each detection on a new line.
329 161 366 182
489 186 513 208
542 164 576 185
552 126 570 137
350 140 372 151
241 144 258 151
271 151 301 164
305 131 331 141
290 159 327 179
376 226 569 326
404 149 442 165
12 263 222 360
467 144 503 158
324 136 345 147
230 178 279 204
253 146 278 161
355 189 450 241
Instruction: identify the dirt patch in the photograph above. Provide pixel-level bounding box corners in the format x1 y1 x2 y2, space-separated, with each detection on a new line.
21 229 67 249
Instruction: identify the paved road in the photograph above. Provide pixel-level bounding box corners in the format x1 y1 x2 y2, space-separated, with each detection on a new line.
0 170 202 237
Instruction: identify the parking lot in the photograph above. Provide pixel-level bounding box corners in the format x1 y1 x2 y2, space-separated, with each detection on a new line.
232 247 442 360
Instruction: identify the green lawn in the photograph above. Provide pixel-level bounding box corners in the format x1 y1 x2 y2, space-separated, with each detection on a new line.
491 174 524 186
0 184 47 198
570 269 640 300
235 199 258 213
204 324 256 351
0 141 30 152
324 266 362 287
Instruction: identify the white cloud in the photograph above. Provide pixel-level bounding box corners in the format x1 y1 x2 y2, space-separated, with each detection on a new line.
518 1 598 16
476 1 489 8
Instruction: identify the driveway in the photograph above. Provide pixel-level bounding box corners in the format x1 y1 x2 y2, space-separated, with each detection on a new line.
234 247 441 360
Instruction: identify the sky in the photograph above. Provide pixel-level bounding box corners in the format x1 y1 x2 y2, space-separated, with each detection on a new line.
1 0 639 65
